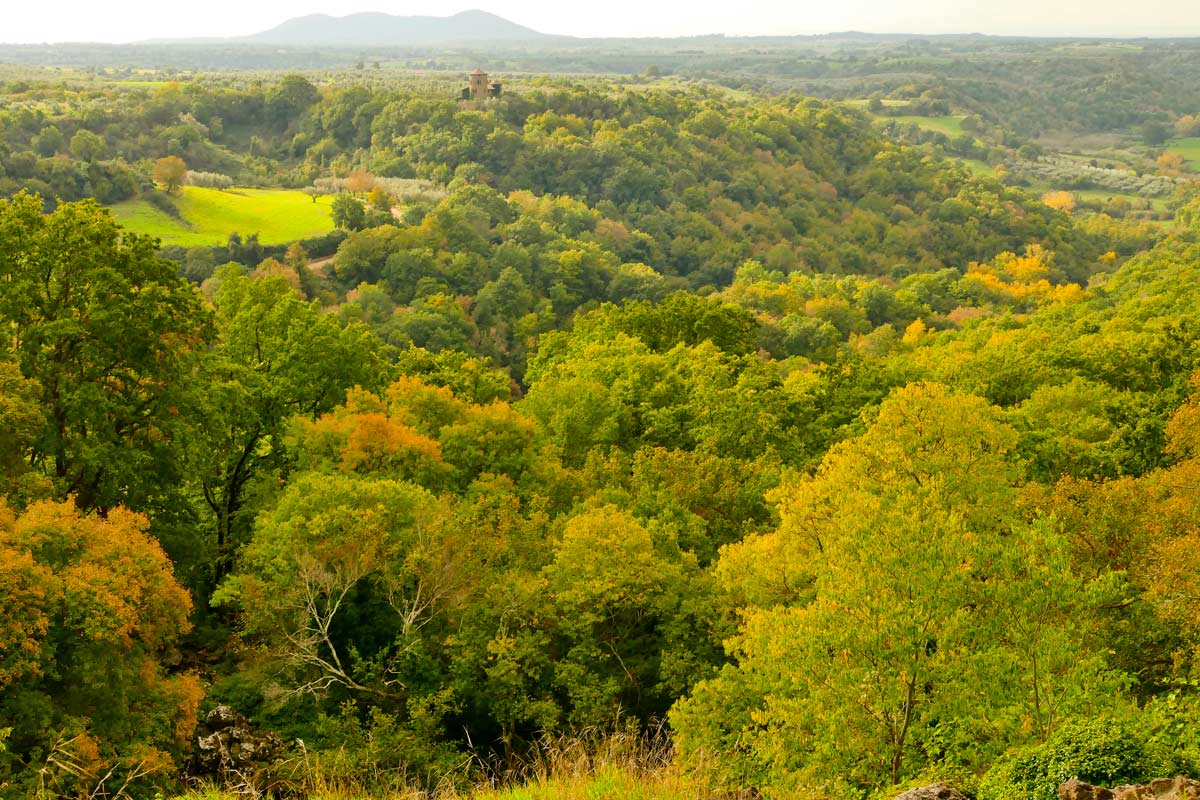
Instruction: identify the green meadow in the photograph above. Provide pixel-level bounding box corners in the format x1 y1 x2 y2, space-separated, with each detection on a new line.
1166 137 1200 169
960 158 995 176
111 186 335 246
885 114 968 137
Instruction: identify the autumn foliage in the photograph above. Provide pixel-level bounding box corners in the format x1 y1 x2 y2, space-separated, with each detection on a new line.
0 499 199 796
4 67 1200 800
151 156 188 193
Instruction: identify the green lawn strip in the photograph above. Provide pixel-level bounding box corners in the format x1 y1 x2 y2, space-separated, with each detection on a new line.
885 114 967 137
111 186 335 246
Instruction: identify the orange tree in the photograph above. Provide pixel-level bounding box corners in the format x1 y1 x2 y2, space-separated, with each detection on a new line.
0 499 200 797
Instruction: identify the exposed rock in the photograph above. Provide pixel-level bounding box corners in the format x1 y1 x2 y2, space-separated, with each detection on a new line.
1060 778 1114 800
894 783 970 800
1060 778 1200 800
203 704 243 731
1113 778 1200 800
190 705 297 796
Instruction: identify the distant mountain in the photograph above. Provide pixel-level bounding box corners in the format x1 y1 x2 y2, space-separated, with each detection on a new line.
243 10 559 46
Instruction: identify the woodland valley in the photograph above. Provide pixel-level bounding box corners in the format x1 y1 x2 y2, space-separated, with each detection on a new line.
2 13 1200 800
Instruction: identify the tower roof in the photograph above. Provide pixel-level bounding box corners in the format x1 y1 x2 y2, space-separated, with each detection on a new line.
470 68 487 76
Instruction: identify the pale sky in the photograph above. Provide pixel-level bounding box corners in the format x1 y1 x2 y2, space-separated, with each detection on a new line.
2 0 1198 44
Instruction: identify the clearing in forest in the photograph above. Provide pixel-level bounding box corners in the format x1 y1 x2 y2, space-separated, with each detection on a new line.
1166 137 1200 170
885 114 969 137
110 186 336 246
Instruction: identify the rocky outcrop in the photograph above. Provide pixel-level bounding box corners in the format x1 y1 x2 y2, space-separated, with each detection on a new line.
1060 777 1200 800
894 783 971 800
190 705 297 795
1061 778 1117 800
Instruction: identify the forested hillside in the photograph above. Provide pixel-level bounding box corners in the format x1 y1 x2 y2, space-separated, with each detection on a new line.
0 64 1199 800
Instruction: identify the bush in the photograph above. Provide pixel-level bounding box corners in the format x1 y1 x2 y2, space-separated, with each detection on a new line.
306 702 467 793
143 188 183 219
1141 687 1200 775
187 170 234 189
979 718 1161 800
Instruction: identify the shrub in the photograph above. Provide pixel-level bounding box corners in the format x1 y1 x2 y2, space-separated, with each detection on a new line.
143 188 183 219
186 170 234 189
308 703 467 793
1141 687 1200 776
979 719 1160 800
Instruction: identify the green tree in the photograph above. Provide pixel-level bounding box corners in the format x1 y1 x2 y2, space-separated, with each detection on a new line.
522 334 800 465
543 504 697 726
32 125 63 157
0 194 210 513
1141 120 1171 146
68 129 105 163
675 384 1127 794
332 193 367 231
194 267 391 584
0 362 49 504
394 347 513 404
215 474 470 700
266 74 320 127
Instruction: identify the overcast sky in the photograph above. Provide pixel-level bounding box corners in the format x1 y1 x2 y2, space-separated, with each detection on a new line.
3 0 1199 43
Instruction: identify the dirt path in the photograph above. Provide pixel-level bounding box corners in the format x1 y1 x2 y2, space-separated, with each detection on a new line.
308 255 335 276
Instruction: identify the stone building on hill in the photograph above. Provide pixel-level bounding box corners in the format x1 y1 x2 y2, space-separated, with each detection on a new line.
462 69 503 100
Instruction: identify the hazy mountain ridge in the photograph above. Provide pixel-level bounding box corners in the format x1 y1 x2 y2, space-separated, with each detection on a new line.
243 9 565 46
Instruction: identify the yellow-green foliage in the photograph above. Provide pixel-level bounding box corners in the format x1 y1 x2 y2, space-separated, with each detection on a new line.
110 186 335 246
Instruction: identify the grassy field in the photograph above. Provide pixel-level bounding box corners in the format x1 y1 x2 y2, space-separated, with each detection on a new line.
1166 137 1200 169
111 186 336 246
1021 180 1171 216
960 158 996 176
172 767 696 800
111 80 176 89
885 115 968 137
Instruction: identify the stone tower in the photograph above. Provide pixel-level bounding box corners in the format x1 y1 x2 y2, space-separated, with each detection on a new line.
469 69 489 100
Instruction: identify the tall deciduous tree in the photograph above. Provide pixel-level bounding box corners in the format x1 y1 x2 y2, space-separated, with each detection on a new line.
0 194 210 513
214 474 461 698
674 384 1126 795
68 129 106 163
193 267 390 584
331 194 367 231
265 74 320 128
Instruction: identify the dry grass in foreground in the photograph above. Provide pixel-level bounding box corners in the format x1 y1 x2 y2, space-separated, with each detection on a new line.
173 728 715 800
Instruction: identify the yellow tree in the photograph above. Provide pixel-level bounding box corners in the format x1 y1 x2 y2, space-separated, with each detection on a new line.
368 185 393 211
675 384 1126 795
151 156 187 193
1157 151 1186 176
1041 190 1076 214
1071 375 1200 661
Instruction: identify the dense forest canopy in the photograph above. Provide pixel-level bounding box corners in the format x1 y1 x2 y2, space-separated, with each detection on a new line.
1 38 1200 800
6 34 1200 139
